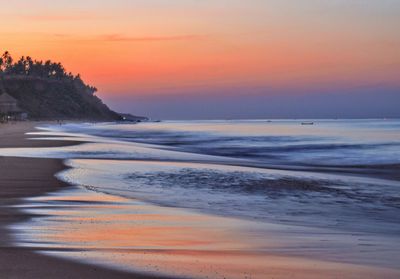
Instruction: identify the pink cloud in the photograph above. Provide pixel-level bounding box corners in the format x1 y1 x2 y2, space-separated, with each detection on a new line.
22 12 106 21
98 33 206 42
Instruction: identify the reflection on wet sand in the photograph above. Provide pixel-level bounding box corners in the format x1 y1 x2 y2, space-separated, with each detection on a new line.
12 187 400 279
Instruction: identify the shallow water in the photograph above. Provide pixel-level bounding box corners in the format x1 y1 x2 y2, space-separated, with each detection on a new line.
11 187 400 278
2 119 400 278
57 158 400 235
43 119 400 166
4 120 399 234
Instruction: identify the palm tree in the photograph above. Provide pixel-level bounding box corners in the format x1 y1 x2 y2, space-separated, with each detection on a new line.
0 53 5 93
2 51 13 72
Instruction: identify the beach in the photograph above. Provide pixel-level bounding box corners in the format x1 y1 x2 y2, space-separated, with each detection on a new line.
1 121 399 279
0 122 167 279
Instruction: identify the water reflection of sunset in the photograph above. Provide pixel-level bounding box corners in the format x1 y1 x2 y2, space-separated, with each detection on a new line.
14 187 400 279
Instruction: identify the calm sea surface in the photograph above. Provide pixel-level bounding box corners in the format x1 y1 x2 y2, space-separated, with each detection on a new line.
12 119 397 234
3 119 400 277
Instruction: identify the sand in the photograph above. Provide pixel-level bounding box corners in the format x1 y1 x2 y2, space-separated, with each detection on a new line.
0 122 169 279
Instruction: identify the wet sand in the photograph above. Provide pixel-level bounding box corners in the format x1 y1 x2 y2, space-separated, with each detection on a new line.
14 185 400 279
1 122 400 278
0 122 169 279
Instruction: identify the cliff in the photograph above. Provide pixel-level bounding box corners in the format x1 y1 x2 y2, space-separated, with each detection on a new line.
2 75 120 120
0 52 120 120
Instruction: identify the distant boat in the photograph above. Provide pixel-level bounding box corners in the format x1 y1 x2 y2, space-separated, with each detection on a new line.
301 122 314 125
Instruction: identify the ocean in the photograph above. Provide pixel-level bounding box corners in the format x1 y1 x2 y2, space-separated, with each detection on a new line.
5 119 399 233
3 119 400 278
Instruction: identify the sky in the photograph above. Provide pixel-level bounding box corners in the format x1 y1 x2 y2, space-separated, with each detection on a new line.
1 0 400 119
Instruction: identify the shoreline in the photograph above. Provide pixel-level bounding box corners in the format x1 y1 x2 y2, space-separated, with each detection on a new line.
0 122 169 279
1 121 400 278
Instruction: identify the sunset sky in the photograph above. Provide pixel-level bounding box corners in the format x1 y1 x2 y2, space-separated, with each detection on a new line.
2 0 399 119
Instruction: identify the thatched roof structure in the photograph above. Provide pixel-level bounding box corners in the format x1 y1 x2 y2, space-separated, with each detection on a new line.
0 92 22 114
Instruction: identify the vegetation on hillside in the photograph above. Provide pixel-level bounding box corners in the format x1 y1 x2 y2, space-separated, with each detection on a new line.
0 51 120 120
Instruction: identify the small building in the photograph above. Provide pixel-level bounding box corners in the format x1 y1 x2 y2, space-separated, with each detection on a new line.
0 92 28 121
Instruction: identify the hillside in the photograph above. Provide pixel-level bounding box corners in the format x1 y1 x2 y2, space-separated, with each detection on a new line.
0 52 120 120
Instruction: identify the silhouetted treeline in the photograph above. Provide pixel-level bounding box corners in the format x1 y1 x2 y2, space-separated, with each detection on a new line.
0 51 120 120
0 51 97 94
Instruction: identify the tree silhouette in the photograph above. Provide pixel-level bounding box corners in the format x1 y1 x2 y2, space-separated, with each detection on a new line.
1 51 13 72
0 51 97 94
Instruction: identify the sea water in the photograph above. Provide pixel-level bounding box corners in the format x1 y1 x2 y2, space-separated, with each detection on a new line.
5 119 397 234
4 119 400 277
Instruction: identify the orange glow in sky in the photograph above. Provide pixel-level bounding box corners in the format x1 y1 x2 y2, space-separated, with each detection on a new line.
1 1 399 118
